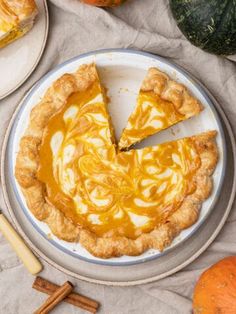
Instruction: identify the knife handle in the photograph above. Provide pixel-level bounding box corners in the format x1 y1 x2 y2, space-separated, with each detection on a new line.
0 214 43 275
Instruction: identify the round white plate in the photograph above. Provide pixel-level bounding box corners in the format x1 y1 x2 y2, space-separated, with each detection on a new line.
8 49 226 266
0 0 49 100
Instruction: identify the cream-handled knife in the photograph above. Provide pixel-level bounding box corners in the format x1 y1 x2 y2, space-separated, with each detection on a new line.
0 210 43 275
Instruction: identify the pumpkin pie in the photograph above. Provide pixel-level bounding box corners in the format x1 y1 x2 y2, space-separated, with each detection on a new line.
118 68 203 150
15 64 218 258
0 0 38 49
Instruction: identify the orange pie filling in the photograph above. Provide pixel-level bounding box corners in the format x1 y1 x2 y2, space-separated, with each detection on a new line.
38 85 202 240
119 91 185 149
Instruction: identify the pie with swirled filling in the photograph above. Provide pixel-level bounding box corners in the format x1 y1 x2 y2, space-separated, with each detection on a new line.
15 63 218 258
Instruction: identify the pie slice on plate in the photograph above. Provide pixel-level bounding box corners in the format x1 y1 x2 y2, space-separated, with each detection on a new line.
118 67 203 150
0 0 38 49
15 63 218 258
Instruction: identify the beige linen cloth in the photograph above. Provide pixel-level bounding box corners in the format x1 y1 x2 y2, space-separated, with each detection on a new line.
0 1 236 313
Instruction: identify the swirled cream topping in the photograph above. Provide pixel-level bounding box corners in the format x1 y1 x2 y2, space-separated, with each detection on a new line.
38 83 201 239
119 91 185 149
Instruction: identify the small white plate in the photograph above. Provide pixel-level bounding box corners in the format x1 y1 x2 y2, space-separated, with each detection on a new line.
0 0 49 100
9 49 226 266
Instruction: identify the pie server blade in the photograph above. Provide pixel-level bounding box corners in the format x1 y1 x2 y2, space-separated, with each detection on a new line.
0 209 42 275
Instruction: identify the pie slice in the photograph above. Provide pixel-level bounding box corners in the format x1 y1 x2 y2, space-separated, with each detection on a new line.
0 0 38 49
118 68 203 150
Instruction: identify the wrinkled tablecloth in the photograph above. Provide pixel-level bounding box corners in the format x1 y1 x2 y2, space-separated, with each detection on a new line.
0 1 236 313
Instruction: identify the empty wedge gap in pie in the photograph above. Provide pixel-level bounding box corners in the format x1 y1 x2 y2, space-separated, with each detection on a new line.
15 63 218 259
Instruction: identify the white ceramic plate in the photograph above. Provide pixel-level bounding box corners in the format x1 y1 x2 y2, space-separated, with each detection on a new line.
0 0 49 100
8 49 226 266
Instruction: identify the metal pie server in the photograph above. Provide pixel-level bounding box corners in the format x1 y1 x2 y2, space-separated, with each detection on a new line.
0 209 42 275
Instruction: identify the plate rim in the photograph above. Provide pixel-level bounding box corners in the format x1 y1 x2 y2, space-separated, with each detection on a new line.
0 0 49 100
1 49 231 271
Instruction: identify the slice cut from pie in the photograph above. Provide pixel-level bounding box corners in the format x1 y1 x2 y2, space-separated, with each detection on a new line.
0 0 38 49
118 68 203 150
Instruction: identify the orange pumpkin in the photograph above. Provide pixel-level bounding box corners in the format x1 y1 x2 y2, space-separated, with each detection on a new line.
193 256 236 314
81 0 126 6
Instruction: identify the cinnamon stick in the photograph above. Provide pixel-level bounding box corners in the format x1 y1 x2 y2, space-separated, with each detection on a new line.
34 281 73 314
33 277 99 313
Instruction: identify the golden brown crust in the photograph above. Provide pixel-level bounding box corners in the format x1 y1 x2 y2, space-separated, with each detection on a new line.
141 68 203 118
15 64 218 258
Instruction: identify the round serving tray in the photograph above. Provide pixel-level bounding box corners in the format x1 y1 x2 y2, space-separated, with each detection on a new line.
1 50 227 266
1 51 235 285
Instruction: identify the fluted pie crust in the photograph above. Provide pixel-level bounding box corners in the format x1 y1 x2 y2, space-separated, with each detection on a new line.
15 64 218 258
